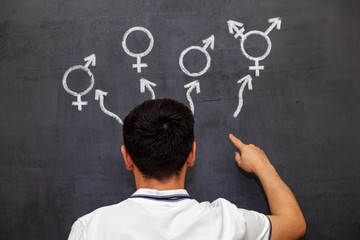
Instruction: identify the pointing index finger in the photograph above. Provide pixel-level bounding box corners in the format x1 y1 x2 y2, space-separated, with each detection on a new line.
229 134 245 150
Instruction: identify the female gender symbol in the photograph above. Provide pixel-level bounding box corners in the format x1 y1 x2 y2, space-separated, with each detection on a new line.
122 26 154 73
62 65 95 111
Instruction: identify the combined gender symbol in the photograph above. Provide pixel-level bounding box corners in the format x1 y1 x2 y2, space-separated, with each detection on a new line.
227 17 281 117
62 18 282 124
227 17 282 77
62 54 123 124
62 54 96 111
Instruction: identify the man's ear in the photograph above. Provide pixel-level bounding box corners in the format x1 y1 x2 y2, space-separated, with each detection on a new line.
121 145 134 170
186 141 196 167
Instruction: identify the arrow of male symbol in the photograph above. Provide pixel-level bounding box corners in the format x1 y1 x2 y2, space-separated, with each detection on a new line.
265 17 282 35
184 80 200 114
95 89 123 124
233 75 253 118
140 78 157 100
202 35 215 50
84 54 96 68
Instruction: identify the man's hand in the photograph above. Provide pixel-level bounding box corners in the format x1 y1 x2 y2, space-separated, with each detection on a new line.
229 134 306 240
229 134 272 174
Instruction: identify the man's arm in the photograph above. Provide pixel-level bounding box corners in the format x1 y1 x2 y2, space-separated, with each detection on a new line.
229 134 306 240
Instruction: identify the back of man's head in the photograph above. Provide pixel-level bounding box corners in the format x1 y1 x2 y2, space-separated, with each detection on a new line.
123 99 194 182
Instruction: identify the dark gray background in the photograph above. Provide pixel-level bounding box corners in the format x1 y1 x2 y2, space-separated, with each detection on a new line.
0 0 359 239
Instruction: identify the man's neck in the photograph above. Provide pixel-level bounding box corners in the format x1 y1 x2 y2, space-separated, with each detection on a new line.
133 167 186 191
136 178 185 191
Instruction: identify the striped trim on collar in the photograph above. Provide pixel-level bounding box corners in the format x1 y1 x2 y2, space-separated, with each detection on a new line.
129 189 191 202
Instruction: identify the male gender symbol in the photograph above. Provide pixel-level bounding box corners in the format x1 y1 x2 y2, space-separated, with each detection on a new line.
179 35 215 113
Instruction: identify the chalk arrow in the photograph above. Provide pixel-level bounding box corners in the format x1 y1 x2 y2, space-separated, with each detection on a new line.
184 80 200 114
84 54 96 68
233 75 253 118
227 20 245 39
140 78 157 99
202 35 215 50
265 17 282 35
95 89 123 124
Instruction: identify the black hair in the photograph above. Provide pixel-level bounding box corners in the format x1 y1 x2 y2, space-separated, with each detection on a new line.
123 99 194 182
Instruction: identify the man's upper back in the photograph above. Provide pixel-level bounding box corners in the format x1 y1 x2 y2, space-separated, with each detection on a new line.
68 189 271 240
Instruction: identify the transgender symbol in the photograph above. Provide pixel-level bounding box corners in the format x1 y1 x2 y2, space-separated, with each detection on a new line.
62 54 96 111
179 35 215 113
227 17 282 77
122 26 154 73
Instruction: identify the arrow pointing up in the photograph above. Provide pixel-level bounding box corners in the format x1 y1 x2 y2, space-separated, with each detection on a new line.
202 35 215 50
227 20 245 39
84 54 96 68
94 89 107 101
233 75 253 118
140 78 157 99
184 80 200 114
265 17 282 35
95 89 123 124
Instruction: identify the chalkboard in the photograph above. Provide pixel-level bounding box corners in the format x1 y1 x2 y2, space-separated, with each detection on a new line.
1 0 359 239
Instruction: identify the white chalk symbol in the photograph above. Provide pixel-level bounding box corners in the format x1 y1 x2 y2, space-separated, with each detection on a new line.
233 75 253 118
184 80 200 114
179 35 215 77
140 78 157 99
122 26 154 73
62 54 96 111
228 17 281 77
94 90 123 124
180 35 213 113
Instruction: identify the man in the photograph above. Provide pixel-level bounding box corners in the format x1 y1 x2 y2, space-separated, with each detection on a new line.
68 98 306 240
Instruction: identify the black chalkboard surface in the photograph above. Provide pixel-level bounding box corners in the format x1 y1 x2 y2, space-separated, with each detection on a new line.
1 0 359 239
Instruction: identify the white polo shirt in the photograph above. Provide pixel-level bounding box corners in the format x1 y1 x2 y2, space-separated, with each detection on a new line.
68 189 271 240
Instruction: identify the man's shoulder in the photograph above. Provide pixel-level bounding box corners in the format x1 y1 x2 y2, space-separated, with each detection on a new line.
76 199 131 224
200 197 240 210
199 198 268 221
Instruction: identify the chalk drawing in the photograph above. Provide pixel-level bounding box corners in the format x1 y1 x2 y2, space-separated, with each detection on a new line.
233 75 253 118
184 80 200 114
62 54 96 111
228 17 281 77
94 90 123 124
179 35 214 113
122 26 154 73
140 78 157 100
179 35 214 77
84 54 96 68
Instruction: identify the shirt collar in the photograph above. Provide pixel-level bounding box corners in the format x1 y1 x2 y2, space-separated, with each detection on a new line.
130 188 191 201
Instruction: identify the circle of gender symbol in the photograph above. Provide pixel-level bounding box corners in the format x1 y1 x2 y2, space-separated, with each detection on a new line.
240 30 271 61
62 65 95 111
179 46 211 77
122 26 154 73
240 30 271 76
